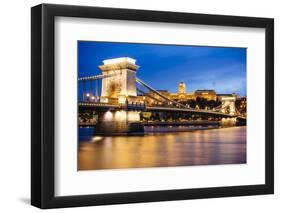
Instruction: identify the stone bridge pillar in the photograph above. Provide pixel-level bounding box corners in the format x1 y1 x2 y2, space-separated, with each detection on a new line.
99 57 139 104
94 110 144 135
219 96 236 115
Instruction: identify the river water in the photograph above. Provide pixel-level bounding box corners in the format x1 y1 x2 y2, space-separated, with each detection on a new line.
78 126 246 170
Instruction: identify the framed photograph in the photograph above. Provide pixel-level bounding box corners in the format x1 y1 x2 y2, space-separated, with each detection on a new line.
31 4 274 209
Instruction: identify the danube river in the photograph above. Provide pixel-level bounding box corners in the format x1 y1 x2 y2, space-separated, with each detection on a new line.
78 126 246 170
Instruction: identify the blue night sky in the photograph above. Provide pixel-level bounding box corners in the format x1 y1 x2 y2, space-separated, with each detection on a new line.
78 41 246 96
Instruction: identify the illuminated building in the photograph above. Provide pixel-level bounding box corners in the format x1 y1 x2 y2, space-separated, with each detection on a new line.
135 80 241 108
169 82 195 101
178 82 186 94
170 83 218 102
194 90 217 101
136 82 224 104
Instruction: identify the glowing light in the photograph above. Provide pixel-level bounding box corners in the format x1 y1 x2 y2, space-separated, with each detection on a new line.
104 111 113 121
127 111 140 121
91 96 95 100
118 96 127 104
91 136 103 143
100 97 108 103
115 110 127 121
103 57 136 65
220 117 237 126
86 93 90 97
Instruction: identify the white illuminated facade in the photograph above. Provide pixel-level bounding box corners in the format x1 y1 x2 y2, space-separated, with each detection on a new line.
99 57 139 104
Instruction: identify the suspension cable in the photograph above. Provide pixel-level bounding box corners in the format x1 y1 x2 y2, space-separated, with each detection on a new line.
136 77 188 108
136 88 163 103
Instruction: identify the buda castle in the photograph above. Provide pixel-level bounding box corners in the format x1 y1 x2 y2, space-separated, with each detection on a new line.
136 81 237 105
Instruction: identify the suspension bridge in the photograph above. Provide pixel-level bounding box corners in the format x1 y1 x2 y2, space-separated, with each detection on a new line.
78 57 246 135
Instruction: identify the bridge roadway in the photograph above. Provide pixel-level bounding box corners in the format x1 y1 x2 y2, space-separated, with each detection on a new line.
79 120 221 127
78 102 246 119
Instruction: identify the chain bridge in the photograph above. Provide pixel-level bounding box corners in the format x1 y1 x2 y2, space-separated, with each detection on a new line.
78 57 246 135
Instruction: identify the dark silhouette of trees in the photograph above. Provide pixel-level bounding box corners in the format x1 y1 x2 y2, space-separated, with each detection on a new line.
179 98 221 109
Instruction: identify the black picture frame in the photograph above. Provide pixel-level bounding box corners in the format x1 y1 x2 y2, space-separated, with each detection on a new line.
31 3 274 209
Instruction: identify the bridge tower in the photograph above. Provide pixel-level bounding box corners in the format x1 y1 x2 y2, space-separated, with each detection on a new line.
219 96 236 116
99 57 139 104
95 57 144 135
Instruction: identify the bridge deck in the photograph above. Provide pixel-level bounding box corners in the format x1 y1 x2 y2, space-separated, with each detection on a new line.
79 120 221 127
78 102 246 119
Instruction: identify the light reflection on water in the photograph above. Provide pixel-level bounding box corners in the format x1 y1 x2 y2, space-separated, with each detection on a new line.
78 126 246 170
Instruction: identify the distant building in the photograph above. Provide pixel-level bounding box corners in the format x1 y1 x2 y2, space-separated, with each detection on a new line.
194 90 217 101
135 81 241 106
178 82 186 94
170 83 218 101
169 82 195 101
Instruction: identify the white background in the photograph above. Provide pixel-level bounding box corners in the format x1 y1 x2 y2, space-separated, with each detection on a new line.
0 0 279 212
